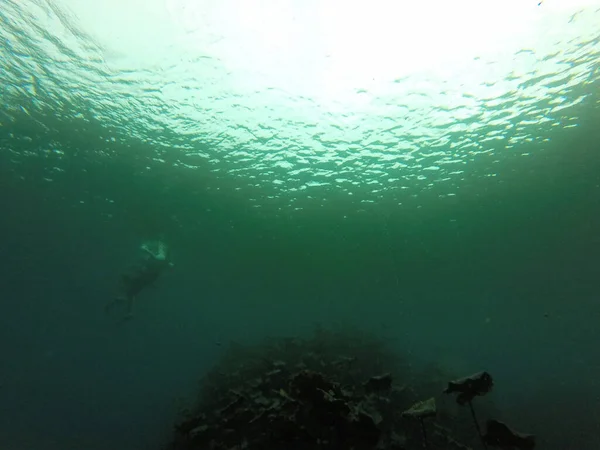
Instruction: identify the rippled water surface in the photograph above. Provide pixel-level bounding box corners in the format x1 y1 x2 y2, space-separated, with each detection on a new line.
2 0 599 212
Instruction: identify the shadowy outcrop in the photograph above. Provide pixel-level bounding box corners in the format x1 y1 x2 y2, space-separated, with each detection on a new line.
165 327 508 450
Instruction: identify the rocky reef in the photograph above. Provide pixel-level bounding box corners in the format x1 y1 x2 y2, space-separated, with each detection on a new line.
165 327 501 450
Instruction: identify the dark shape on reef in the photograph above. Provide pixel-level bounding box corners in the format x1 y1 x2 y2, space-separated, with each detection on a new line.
364 373 393 393
402 397 437 448
402 397 436 420
444 371 494 450
166 329 511 450
348 409 381 448
483 419 536 449
444 371 493 405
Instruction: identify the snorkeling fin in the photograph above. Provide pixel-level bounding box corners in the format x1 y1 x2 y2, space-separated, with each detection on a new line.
105 295 135 322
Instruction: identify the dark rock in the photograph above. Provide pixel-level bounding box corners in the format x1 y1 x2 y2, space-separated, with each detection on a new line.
168 329 509 450
402 397 437 420
443 371 493 405
364 374 393 394
483 419 536 449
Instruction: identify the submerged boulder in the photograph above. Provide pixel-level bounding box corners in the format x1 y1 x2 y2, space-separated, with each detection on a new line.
166 328 502 450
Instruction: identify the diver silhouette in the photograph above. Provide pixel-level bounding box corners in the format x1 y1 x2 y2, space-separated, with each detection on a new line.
105 240 173 321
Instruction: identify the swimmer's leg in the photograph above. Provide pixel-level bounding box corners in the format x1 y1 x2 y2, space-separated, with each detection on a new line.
105 296 125 315
124 295 135 321
105 295 135 321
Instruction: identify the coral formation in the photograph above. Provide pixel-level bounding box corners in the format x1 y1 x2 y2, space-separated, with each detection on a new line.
165 327 499 450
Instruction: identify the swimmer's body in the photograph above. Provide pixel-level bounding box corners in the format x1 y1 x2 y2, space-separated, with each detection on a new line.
106 240 173 320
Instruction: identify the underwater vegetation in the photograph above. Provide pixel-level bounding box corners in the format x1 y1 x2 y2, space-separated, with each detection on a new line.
165 327 534 450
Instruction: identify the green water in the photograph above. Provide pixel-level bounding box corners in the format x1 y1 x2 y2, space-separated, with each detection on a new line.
1 1 600 449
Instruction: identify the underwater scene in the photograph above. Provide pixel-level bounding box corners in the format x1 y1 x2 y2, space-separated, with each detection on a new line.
1 1 600 449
